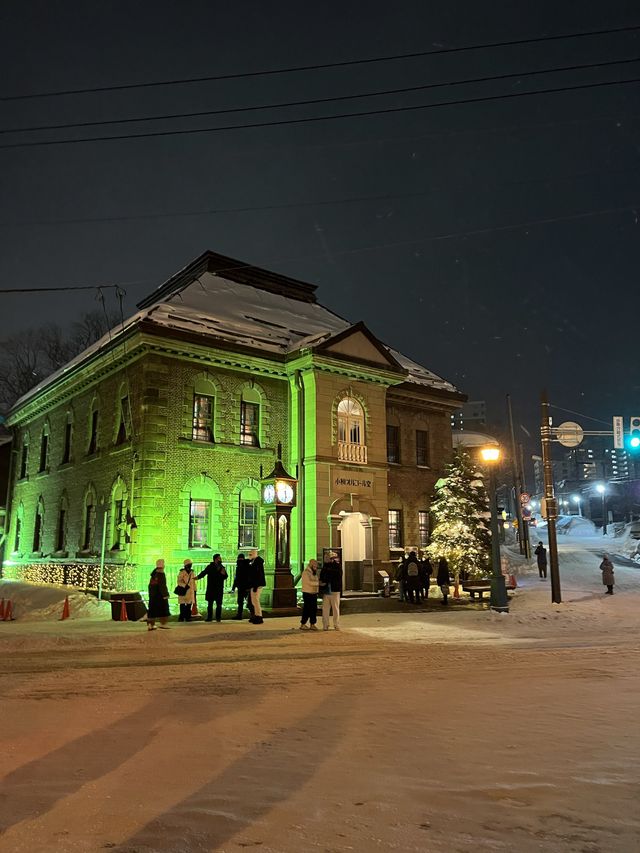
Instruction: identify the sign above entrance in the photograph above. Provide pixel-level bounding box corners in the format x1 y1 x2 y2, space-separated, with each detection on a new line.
333 469 375 496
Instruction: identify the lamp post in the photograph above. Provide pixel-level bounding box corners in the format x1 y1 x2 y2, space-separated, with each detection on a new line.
572 494 582 517
481 445 508 613
596 484 607 535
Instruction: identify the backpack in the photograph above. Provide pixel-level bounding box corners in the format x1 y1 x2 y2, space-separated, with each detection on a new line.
407 561 419 577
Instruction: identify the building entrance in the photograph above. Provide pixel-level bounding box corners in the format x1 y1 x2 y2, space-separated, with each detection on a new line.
338 511 370 590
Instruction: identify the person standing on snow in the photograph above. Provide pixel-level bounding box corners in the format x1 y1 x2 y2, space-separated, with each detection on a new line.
437 556 451 606
297 558 320 630
320 551 343 630
420 555 433 600
176 558 197 622
147 559 170 630
247 549 266 624
600 555 615 595
534 542 548 580
231 553 253 621
196 554 228 622
404 551 422 604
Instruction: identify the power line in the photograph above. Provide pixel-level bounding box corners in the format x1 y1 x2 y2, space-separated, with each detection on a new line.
2 201 637 297
2 56 638 137
2 74 639 151
1 23 639 103
0 281 149 295
1 164 638 230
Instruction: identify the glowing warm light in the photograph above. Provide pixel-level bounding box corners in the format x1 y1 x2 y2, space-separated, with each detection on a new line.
480 446 500 462
572 494 581 503
631 436 640 448
596 483 606 494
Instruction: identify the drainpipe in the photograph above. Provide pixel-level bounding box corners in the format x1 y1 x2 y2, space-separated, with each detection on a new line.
295 370 305 573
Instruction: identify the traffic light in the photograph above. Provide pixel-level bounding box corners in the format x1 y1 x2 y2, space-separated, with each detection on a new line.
629 417 640 450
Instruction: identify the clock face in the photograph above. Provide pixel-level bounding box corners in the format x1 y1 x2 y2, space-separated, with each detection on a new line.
262 484 275 504
276 482 294 504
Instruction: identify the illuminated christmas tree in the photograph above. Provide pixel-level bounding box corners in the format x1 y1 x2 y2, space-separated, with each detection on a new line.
427 448 491 580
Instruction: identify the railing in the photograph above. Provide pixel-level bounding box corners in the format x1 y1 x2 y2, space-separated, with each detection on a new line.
338 441 368 464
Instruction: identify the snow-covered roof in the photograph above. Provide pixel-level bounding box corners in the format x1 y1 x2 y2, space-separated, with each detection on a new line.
11 251 462 410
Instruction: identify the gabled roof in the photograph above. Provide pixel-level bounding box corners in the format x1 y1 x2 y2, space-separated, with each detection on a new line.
10 251 462 411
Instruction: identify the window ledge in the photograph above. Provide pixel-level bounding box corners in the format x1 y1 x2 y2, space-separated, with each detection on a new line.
35 469 50 478
77 548 98 558
387 461 401 466
29 551 44 559
16 477 29 484
52 550 69 559
416 465 432 470
83 452 100 462
180 437 216 448
58 461 73 470
110 443 132 455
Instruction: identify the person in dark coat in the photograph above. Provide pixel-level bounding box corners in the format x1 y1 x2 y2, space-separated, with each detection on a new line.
320 551 343 630
420 556 433 600
231 553 253 621
396 555 407 602
196 554 228 622
534 542 548 580
147 559 170 630
600 555 615 595
437 557 451 606
247 549 266 624
404 551 422 604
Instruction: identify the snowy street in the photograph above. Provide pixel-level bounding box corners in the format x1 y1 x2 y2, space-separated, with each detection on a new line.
1 538 639 853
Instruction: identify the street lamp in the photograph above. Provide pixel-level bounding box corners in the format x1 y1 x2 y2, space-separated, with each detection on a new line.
571 494 582 517
596 483 607 536
480 445 508 612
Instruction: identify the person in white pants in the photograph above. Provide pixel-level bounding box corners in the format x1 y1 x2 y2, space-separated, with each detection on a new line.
320 551 343 630
248 549 266 624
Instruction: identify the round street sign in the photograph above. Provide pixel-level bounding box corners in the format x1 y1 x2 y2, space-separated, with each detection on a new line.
556 421 584 448
520 492 531 505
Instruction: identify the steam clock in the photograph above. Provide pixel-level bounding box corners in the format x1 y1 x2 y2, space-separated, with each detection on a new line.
261 445 298 609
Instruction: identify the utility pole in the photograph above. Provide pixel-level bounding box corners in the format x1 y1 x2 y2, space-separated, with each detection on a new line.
540 392 561 604
507 395 528 557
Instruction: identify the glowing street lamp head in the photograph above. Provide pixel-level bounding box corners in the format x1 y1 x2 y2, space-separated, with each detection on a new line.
572 494 581 504
596 483 606 494
480 446 500 463
631 435 640 448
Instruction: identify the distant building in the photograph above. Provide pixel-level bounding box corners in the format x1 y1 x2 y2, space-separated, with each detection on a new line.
451 400 486 432
3 251 465 597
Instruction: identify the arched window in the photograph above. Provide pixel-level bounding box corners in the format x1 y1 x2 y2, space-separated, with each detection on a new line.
13 502 24 553
87 398 99 455
55 493 69 553
238 483 260 549
19 432 29 479
81 486 97 552
337 397 367 463
109 477 128 550
33 497 45 554
61 411 73 464
115 387 131 446
192 376 216 442
240 387 261 447
39 423 50 472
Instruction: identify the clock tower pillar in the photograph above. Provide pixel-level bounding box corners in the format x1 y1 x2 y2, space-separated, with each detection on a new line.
261 444 298 611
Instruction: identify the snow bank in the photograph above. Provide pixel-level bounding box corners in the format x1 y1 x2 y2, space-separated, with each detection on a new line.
0 580 111 621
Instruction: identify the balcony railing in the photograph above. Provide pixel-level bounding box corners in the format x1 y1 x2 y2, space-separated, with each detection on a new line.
338 441 368 464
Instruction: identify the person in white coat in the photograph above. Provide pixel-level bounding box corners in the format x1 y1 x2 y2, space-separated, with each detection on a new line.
176 559 197 622
298 558 320 630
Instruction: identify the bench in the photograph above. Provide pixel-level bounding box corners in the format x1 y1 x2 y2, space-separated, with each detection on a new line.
462 583 491 600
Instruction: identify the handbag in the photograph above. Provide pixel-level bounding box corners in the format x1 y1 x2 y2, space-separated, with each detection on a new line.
440 584 450 596
174 585 188 596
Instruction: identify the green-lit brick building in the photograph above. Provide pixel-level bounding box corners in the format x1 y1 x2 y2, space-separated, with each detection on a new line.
2 251 465 599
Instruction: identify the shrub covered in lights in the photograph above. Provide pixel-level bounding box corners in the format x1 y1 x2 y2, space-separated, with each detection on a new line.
426 448 491 580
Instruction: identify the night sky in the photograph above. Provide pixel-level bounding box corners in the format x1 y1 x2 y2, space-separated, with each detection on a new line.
1 1 639 458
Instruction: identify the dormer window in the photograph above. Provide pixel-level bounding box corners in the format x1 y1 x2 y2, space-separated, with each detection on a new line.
337 397 367 464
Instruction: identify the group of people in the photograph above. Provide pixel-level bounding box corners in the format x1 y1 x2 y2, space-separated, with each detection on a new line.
296 551 343 631
396 551 452 605
145 549 266 630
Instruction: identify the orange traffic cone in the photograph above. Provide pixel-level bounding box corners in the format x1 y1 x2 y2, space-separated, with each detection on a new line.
191 594 198 618
4 600 14 621
0 599 4 619
119 598 128 622
60 596 70 621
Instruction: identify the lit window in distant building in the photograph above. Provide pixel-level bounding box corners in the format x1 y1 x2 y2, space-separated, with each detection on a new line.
238 500 258 549
418 510 429 547
388 509 402 548
192 393 214 442
189 499 211 548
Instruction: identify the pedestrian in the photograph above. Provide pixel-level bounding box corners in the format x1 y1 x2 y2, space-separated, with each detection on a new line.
404 551 422 604
396 555 407 602
196 553 228 622
320 551 342 630
231 553 253 621
534 542 548 580
147 558 170 630
600 555 615 595
175 558 197 622
247 549 266 624
298 558 320 630
421 555 433 600
437 556 451 606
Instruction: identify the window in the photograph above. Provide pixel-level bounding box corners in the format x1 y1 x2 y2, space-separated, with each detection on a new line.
240 401 259 447
338 397 364 445
189 499 210 548
112 499 125 549
61 417 72 464
39 426 49 472
416 430 430 467
19 437 29 479
14 516 22 552
115 396 130 445
192 394 214 442
33 507 43 553
388 509 402 548
387 424 400 464
56 509 66 552
88 409 99 455
238 500 258 548
83 503 95 550
418 510 429 548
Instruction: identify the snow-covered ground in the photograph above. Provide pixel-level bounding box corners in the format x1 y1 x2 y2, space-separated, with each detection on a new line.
0 538 638 852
